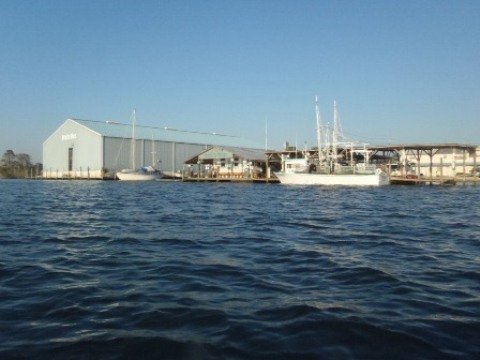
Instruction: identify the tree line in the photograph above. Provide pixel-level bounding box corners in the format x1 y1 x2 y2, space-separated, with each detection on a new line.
0 150 43 178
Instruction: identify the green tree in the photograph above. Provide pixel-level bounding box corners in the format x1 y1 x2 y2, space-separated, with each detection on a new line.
16 153 32 167
1 150 15 165
0 150 40 178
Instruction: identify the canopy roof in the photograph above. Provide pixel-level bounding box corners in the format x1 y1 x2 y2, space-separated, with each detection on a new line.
369 143 477 152
185 146 268 164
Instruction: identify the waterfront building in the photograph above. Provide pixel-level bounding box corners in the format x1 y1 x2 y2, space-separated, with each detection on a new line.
369 144 479 179
182 146 275 181
266 143 479 183
42 118 262 179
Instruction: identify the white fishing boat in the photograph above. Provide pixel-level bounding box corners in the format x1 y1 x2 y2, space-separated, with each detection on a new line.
275 98 389 186
116 110 162 181
275 165 389 186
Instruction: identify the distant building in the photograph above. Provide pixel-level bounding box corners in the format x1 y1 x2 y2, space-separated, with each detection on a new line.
266 143 480 179
183 146 270 180
43 118 263 179
370 144 479 178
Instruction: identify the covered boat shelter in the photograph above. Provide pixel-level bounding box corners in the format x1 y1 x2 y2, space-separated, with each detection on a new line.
183 146 274 182
368 143 478 180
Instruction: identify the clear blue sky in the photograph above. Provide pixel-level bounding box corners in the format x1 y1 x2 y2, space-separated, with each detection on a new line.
1 0 479 162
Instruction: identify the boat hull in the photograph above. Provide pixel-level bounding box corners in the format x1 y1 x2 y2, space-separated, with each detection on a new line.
116 170 162 181
275 172 389 186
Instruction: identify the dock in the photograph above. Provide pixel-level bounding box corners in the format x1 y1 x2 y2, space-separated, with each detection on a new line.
390 177 456 185
181 177 279 183
390 176 480 185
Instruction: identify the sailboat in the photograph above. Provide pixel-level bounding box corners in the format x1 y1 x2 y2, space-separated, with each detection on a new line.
274 98 389 186
116 110 162 181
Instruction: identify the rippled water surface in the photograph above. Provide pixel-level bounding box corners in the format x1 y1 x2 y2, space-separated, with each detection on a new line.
1 180 479 359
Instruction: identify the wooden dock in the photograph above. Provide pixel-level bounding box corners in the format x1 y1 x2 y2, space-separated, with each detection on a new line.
390 176 479 185
181 177 279 183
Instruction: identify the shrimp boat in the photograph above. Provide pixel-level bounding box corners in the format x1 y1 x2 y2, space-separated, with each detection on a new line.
275 98 389 186
116 110 162 181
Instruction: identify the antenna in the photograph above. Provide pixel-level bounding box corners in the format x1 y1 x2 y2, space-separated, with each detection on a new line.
295 133 298 158
265 116 268 150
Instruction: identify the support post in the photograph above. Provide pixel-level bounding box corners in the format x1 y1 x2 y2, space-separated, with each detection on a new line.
440 158 443 181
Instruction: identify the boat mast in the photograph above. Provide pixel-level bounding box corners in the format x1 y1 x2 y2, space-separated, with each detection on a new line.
333 101 339 165
325 122 331 160
315 96 323 163
151 134 155 168
131 109 136 170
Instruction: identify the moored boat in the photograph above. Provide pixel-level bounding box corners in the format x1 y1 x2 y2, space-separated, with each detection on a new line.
275 98 389 186
116 166 162 181
275 164 389 186
116 110 162 181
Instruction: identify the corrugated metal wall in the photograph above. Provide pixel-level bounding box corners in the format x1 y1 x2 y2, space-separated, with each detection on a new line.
104 137 130 171
104 137 207 177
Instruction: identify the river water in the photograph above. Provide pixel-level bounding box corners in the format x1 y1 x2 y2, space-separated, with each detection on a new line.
1 180 479 359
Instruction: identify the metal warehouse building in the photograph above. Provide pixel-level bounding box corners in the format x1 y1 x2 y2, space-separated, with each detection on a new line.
43 118 263 179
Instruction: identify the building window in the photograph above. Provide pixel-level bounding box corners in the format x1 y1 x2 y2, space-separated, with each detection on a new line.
68 148 73 171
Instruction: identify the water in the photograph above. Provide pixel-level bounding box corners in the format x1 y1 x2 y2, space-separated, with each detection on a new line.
1 180 479 359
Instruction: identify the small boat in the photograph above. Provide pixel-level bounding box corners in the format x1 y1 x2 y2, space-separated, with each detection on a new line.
275 98 389 186
116 110 162 181
116 166 162 181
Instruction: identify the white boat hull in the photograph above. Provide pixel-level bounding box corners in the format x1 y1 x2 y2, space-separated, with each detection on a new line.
275 172 389 186
116 170 162 181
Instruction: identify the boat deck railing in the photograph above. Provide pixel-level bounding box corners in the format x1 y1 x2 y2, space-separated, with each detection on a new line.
182 167 265 180
292 164 379 175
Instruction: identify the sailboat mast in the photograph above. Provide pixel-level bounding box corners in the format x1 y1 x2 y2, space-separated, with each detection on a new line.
325 122 331 160
333 101 339 164
131 109 136 170
315 96 323 163
151 135 156 168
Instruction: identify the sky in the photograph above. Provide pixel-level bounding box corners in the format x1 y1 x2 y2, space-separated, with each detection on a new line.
1 0 479 162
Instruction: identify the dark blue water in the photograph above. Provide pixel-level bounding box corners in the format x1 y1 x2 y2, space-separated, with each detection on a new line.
1 180 479 359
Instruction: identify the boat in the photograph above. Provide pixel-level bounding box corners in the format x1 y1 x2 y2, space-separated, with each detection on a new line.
116 110 162 181
116 165 162 181
274 98 389 186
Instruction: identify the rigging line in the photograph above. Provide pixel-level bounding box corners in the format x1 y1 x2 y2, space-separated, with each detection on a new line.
112 121 133 168
341 130 399 143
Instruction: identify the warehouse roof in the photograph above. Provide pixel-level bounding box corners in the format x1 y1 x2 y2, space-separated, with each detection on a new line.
369 143 478 151
69 118 263 149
